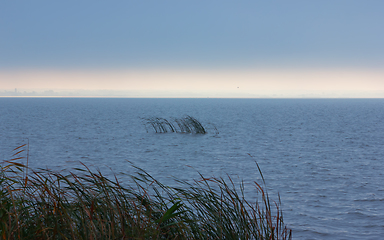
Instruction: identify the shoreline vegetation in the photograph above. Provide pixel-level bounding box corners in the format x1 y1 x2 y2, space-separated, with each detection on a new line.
1 144 292 239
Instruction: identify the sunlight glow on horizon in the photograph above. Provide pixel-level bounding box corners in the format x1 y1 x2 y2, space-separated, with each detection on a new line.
1 68 384 98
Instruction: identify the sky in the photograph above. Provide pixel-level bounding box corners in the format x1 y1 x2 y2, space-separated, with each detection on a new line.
1 1 383 97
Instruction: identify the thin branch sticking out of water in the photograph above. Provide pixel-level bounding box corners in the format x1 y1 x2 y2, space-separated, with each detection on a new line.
145 116 214 134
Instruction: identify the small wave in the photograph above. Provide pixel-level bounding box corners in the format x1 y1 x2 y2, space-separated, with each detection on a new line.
354 198 384 202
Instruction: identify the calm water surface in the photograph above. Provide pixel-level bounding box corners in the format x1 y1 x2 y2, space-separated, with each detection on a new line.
1 98 384 239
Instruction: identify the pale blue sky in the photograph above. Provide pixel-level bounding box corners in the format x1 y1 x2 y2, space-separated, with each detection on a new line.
1 1 383 97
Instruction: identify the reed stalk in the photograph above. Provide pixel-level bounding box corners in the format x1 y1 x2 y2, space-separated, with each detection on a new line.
1 145 291 239
144 116 209 134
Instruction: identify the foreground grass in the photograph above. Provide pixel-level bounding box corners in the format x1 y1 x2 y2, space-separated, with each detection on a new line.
1 146 291 240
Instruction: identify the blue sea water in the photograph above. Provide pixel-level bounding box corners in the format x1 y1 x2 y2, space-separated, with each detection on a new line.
1 98 384 239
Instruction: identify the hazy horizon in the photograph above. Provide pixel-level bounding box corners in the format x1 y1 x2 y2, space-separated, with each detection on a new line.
1 1 383 98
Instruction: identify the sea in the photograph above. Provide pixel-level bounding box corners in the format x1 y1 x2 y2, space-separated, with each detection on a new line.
1 98 383 239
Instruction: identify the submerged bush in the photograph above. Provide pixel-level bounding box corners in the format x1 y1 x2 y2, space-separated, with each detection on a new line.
144 116 216 134
0 145 291 240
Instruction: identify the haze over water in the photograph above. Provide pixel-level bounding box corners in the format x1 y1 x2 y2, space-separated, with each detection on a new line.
1 2 384 98
1 98 384 239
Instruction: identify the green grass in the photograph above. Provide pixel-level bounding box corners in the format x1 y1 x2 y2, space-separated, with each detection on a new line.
1 145 291 239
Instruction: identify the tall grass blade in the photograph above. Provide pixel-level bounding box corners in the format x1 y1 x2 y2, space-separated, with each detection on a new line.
1 151 290 239
144 115 213 134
